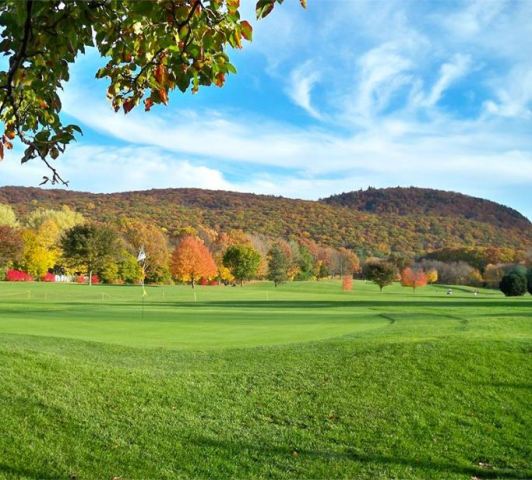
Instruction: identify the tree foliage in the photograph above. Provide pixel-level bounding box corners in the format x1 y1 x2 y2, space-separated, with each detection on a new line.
400 267 428 292
61 223 119 284
20 228 57 277
119 219 170 283
0 203 18 227
1 186 528 260
323 187 531 230
170 235 216 287
363 260 396 292
0 225 23 270
267 244 288 286
499 273 527 297
0 0 302 184
223 244 261 285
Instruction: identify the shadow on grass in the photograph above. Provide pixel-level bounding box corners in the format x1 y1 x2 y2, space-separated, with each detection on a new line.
190 436 530 479
16 299 529 310
0 462 61 480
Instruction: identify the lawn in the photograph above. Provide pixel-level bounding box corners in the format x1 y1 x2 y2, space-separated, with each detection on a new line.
0 280 530 479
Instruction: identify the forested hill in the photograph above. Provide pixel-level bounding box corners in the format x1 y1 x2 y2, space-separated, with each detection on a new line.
321 187 530 229
0 186 530 257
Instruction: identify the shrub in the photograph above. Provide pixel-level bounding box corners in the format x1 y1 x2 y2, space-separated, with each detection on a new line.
5 269 32 282
209 279 219 286
342 275 352 291
527 269 532 295
91 274 100 285
499 273 527 297
41 272 55 282
76 275 86 284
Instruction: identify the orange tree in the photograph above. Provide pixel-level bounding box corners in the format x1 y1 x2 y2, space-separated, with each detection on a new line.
170 235 216 288
400 267 428 293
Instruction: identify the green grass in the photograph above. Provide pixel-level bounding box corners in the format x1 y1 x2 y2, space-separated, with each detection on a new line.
0 280 530 479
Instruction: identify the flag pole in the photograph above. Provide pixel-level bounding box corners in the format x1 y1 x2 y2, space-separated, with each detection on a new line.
137 246 147 320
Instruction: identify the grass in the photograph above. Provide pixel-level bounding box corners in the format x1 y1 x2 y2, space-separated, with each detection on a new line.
0 280 530 479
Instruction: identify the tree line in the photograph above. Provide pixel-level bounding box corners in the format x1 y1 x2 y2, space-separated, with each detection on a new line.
1 202 530 294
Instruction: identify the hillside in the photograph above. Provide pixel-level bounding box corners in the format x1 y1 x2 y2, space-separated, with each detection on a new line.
0 186 530 257
321 187 530 229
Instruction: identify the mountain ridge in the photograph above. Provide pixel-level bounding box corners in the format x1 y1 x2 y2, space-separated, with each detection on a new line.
321 186 530 229
0 185 529 257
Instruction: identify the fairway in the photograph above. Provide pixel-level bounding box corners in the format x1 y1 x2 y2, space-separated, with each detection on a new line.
0 280 531 479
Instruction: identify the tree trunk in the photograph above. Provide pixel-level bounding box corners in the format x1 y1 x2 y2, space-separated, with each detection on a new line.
89 269 92 286
191 277 195 289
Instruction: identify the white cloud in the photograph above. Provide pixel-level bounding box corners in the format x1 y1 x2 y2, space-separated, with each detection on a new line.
414 54 472 108
286 62 322 119
484 65 532 119
0 145 232 193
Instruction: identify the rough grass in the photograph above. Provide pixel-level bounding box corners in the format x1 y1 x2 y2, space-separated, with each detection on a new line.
0 280 530 479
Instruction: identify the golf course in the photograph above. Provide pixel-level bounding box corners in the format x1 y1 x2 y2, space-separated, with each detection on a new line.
0 280 530 479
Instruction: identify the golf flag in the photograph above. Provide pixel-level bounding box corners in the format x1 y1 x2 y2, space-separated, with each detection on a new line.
137 246 146 262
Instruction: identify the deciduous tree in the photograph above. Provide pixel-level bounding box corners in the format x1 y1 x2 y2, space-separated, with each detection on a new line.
0 225 23 271
363 260 396 292
170 235 216 288
0 203 18 227
120 219 170 283
223 244 261 286
0 0 302 183
400 267 428 292
20 228 56 278
61 224 120 285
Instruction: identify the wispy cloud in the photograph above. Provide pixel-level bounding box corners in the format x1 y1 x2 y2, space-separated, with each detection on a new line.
286 62 322 119
1 0 531 218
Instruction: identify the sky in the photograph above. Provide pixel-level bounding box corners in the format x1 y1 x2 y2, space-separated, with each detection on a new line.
1 0 531 218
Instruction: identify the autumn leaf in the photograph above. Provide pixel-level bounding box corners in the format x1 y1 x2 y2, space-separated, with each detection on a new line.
214 72 225 87
144 97 154 112
154 63 167 85
123 99 135 114
159 88 169 104
240 21 253 41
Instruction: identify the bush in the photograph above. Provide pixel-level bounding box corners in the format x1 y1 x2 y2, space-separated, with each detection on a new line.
41 272 55 282
5 269 32 282
527 269 532 295
499 273 527 297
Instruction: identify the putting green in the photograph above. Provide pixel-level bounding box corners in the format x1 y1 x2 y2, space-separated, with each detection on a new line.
0 280 527 349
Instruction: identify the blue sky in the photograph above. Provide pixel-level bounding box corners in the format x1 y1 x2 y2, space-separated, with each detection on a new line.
1 0 531 218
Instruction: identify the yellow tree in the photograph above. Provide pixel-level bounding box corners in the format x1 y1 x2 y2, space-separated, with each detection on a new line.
20 229 56 278
120 219 170 283
426 268 438 284
170 236 217 288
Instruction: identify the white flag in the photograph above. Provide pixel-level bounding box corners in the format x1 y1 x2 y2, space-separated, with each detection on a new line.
137 247 146 262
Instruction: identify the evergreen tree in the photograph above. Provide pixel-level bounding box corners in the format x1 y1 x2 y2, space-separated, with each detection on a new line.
499 273 527 297
267 245 289 287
